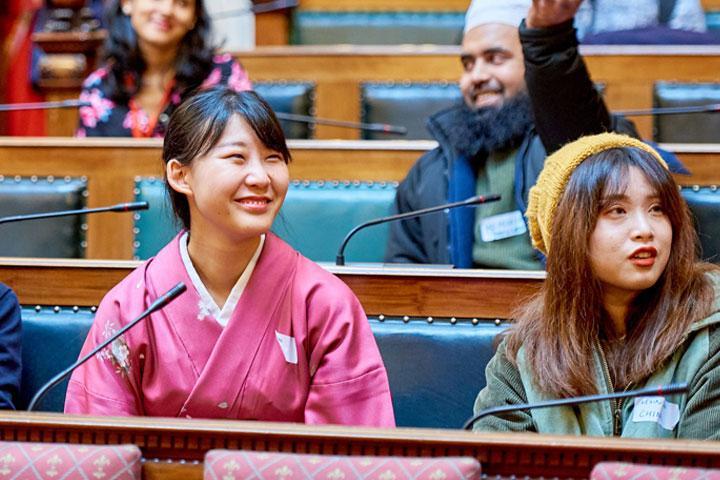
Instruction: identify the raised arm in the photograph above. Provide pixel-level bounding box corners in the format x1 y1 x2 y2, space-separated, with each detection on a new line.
521 0 612 154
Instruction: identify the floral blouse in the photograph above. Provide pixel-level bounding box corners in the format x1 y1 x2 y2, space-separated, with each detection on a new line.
76 53 252 138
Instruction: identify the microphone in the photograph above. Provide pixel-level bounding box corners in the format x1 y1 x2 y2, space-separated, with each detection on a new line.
617 104 720 116
26 282 187 412
275 112 408 136
0 201 149 225
335 194 501 266
463 382 689 430
0 100 90 112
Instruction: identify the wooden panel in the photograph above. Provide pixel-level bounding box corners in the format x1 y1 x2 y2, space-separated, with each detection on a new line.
0 258 544 318
255 11 290 46
0 412 719 479
703 0 720 11
43 46 720 140
299 0 471 11
0 138 717 259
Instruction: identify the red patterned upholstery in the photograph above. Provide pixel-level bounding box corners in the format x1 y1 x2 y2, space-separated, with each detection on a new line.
591 462 720 479
0 441 141 479
204 450 480 480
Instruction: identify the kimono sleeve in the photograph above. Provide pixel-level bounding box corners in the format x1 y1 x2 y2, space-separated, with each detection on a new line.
304 279 395 427
64 286 143 416
472 339 535 432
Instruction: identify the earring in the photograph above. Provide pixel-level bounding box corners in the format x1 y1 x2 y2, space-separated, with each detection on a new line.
122 4 131 15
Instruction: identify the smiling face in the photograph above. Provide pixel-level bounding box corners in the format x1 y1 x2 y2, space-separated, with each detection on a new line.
167 114 289 247
588 167 673 303
459 24 527 110
121 0 196 51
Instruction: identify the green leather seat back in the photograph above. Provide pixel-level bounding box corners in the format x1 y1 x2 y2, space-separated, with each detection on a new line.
653 82 720 143
360 82 461 140
17 305 507 429
254 82 315 139
291 11 464 45
682 186 720 263
18 306 95 412
0 177 87 258
706 11 720 30
133 179 397 263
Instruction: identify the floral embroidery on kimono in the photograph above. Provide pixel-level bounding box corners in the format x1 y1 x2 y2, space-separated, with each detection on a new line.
75 56 252 138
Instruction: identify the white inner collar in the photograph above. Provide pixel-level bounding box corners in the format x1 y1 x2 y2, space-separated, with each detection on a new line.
179 231 265 327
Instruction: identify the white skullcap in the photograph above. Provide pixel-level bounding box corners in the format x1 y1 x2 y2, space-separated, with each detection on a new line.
464 0 531 33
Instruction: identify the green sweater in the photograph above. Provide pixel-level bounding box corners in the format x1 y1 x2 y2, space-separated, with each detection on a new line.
473 275 720 439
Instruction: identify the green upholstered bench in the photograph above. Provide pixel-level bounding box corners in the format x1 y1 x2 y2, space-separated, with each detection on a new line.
255 81 315 139
133 178 397 263
18 305 507 429
653 82 720 143
291 11 464 45
360 82 461 140
0 176 88 258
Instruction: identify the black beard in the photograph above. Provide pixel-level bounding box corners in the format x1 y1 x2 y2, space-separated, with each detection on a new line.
450 92 534 159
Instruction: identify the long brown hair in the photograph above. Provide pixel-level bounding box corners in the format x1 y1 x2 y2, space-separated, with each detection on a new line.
505 147 717 397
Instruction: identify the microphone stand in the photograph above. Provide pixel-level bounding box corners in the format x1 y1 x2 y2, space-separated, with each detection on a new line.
335 194 501 266
618 104 720 116
463 382 689 430
275 112 408 136
0 202 149 225
27 282 187 412
0 100 90 112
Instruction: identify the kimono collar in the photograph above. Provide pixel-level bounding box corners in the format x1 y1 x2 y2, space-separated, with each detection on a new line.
179 231 265 327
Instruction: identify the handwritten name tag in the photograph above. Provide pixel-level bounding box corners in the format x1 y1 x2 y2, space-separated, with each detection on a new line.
275 331 298 364
479 210 527 242
632 396 680 430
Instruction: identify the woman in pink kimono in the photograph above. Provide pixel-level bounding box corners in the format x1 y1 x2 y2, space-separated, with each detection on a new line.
65 88 395 427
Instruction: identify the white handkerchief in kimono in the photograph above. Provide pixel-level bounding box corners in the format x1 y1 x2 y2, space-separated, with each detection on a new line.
275 331 298 364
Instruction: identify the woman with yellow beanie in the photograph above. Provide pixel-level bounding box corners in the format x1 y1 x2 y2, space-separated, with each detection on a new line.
472 132 720 438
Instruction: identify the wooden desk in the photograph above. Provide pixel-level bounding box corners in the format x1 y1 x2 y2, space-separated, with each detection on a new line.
42 45 720 139
1 411 719 480
0 258 543 319
0 137 717 259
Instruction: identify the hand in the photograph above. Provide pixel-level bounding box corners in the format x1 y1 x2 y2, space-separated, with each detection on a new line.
525 0 582 29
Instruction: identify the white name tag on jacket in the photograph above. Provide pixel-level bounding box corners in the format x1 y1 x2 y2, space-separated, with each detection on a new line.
479 210 527 242
632 396 680 430
275 331 298 364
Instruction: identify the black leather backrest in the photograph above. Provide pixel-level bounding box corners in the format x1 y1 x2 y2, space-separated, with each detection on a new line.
654 82 720 143
0 176 87 258
360 82 461 140
254 82 315 139
682 186 720 263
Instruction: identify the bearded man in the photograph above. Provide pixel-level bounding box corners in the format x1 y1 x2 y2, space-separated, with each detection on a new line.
385 0 638 268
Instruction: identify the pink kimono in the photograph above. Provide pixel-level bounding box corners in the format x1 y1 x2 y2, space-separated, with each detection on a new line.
64 233 395 427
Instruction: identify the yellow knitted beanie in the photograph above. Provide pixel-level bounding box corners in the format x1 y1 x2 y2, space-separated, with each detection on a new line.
526 133 668 256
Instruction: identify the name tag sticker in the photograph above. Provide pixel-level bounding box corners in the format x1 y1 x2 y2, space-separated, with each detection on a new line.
479 210 527 242
632 396 680 430
275 331 298 364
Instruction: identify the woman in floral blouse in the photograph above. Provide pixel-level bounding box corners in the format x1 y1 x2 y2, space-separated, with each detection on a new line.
76 0 252 138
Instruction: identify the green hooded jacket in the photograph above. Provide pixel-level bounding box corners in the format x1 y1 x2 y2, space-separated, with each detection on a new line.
473 274 720 439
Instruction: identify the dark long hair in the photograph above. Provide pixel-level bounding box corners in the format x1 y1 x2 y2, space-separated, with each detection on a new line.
505 147 718 397
163 88 291 230
101 0 215 104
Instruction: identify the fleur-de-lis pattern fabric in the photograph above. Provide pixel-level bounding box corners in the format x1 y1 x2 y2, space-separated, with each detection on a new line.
0 442 141 479
204 451 480 480
591 462 720 479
